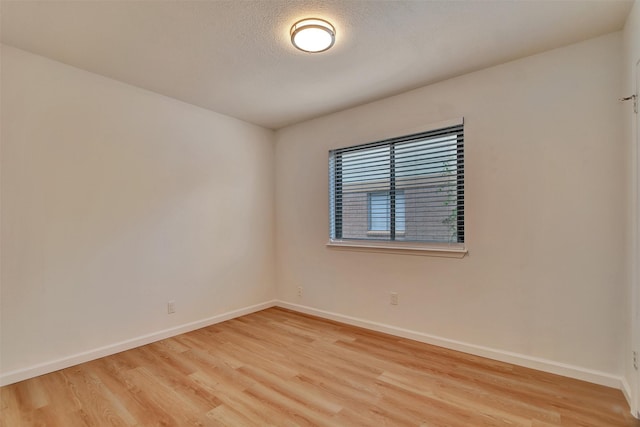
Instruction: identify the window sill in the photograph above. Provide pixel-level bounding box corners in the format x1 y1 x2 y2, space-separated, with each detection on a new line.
326 240 467 258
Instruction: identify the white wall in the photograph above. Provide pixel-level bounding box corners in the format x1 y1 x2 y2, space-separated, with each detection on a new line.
623 0 640 415
276 33 625 381
0 45 276 382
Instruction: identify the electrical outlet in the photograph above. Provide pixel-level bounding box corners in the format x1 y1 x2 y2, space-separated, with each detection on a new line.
297 287 303 297
634 351 638 370
168 300 176 314
390 292 399 305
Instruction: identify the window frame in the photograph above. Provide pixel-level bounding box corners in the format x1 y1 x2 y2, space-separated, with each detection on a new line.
327 119 467 257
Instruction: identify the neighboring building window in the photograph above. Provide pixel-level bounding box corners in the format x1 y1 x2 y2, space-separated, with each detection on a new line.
368 191 405 232
329 122 464 244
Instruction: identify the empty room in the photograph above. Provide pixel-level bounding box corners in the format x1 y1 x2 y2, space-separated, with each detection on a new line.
2 0 640 425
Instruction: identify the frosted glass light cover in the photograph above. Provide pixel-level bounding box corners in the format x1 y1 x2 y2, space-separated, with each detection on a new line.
290 18 335 53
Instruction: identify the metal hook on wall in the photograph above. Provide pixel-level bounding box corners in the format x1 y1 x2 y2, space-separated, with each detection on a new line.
620 94 638 113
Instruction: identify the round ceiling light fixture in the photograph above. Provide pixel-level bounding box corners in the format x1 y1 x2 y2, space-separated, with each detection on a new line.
290 18 335 53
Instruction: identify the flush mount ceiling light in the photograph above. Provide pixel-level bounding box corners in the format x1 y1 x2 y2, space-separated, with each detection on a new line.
290 18 335 53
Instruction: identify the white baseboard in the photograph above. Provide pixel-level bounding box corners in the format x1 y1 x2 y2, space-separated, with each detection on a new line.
621 377 637 418
0 300 277 387
276 301 625 391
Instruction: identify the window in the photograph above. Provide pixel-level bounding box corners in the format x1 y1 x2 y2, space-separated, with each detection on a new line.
368 191 405 233
329 122 464 246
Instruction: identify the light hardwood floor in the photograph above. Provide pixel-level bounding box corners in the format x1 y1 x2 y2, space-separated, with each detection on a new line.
1 307 639 426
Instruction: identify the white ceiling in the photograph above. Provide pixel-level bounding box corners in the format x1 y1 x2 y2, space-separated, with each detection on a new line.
0 0 634 129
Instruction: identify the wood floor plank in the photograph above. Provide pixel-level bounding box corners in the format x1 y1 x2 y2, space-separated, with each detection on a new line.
2 307 639 426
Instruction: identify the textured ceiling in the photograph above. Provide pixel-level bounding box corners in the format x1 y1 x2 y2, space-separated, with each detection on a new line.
0 0 634 129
